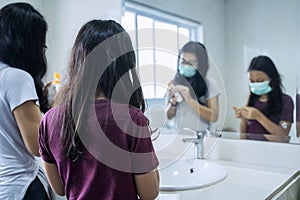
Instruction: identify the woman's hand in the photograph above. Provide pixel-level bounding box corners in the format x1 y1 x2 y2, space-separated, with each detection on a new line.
43 81 53 98
233 106 243 119
166 83 178 119
173 84 219 122
240 106 291 135
233 106 248 132
174 85 191 101
240 106 262 120
168 87 177 106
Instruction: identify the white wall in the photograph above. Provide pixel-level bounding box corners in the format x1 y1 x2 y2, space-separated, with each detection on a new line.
43 0 122 82
224 0 298 136
0 0 43 10
0 0 122 82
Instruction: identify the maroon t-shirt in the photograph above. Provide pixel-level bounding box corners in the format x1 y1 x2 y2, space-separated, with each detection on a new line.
247 94 294 134
39 99 159 200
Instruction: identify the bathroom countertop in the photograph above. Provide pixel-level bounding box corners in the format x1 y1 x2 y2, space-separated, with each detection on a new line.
154 133 300 200
156 159 298 200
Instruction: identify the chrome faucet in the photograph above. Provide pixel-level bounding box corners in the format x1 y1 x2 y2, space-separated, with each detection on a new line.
181 129 221 159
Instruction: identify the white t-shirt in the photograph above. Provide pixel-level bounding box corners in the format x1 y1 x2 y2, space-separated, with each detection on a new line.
0 62 49 199
167 77 221 132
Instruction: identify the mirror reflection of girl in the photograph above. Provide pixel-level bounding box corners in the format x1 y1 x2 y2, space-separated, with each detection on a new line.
39 20 159 200
296 93 300 137
166 42 220 131
233 55 294 136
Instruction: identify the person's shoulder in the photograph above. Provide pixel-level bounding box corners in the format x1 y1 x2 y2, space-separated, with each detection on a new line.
204 77 220 90
282 93 293 101
0 61 8 70
44 106 61 115
205 77 218 86
204 77 221 97
128 104 145 117
108 100 148 122
41 105 64 123
1 65 33 82
128 105 149 125
109 100 143 116
3 65 30 76
282 94 294 104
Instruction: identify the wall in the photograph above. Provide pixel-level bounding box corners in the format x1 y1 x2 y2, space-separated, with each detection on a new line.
43 0 122 82
225 0 298 135
0 0 122 82
0 0 43 10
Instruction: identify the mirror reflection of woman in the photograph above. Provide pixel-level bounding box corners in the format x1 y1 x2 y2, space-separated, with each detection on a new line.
296 93 300 137
0 3 51 199
166 42 220 132
233 55 294 136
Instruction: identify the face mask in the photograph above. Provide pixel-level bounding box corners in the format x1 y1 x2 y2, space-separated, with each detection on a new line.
249 80 272 95
178 64 197 78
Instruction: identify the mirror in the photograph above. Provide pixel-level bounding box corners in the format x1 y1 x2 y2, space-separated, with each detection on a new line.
3 0 297 144
133 0 300 144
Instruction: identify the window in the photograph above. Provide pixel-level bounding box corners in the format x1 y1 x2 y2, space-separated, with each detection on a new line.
121 1 203 99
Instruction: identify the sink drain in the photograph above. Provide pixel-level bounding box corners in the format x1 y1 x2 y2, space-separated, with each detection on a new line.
190 168 195 173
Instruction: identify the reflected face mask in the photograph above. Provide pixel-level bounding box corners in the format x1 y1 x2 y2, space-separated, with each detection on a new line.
249 80 272 95
178 64 197 78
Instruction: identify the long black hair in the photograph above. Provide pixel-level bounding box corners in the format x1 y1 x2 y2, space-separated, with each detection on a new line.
247 55 283 116
0 3 50 113
173 41 209 102
55 20 145 161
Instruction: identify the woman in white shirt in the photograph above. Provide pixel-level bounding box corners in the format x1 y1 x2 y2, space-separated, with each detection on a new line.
0 3 51 199
166 42 220 132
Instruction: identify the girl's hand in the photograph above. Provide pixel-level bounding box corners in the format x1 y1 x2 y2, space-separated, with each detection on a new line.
232 106 243 119
174 85 191 101
43 81 53 98
168 84 177 106
241 106 262 120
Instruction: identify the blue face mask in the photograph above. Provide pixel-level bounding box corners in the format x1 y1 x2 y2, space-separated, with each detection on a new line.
178 64 197 78
249 80 272 95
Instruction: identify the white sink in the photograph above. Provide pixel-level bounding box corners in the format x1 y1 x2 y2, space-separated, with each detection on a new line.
159 158 227 191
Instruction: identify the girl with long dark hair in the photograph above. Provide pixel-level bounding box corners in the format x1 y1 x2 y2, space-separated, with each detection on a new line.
233 55 294 135
0 2 50 199
39 20 159 199
166 41 220 131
